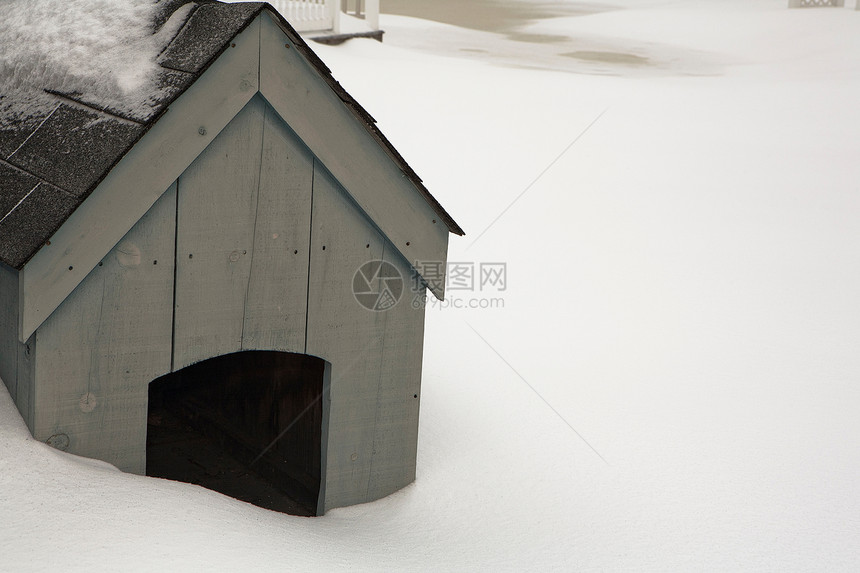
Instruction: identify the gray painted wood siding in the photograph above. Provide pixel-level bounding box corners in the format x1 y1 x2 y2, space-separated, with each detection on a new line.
306 162 388 510
0 264 33 434
173 96 267 367
0 264 18 402
368 244 426 501
16 335 35 434
13 76 431 512
306 162 428 512
31 185 176 473
173 95 313 368
241 100 314 353
169 100 430 510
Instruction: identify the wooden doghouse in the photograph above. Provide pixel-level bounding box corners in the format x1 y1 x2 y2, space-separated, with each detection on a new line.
0 1 462 516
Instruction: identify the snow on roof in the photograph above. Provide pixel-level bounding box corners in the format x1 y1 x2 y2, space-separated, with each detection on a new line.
0 0 194 123
0 0 461 270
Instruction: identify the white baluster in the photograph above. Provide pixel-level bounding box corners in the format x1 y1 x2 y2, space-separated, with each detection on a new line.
266 0 337 32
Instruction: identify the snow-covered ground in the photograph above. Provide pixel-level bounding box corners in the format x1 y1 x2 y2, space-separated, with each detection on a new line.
3 1 860 570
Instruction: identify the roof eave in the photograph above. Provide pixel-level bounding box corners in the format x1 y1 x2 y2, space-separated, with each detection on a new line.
261 5 464 236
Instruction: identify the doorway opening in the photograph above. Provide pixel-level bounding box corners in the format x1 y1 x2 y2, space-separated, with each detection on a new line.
146 351 328 516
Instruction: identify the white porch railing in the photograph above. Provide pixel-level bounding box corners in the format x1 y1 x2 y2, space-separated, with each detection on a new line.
270 0 340 33
269 0 381 34
787 0 844 6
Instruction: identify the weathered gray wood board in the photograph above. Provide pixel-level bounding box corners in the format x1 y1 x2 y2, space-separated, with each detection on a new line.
316 359 333 516
305 162 388 510
32 185 176 474
367 244 426 501
0 264 33 434
0 264 18 402
173 95 314 368
174 97 266 368
241 101 314 353
18 17 261 344
259 12 450 299
16 335 35 434
304 161 427 511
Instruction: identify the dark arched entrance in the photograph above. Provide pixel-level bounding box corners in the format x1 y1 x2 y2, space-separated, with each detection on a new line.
146 351 328 516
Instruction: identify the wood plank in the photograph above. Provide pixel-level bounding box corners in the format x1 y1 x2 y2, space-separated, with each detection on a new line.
173 96 266 369
305 161 388 512
0 265 34 433
366 241 426 500
241 101 314 353
259 12 450 300
32 184 176 474
19 17 261 343
16 335 35 434
317 359 332 516
0 264 18 402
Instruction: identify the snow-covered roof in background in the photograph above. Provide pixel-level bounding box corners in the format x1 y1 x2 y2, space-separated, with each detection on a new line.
0 0 462 270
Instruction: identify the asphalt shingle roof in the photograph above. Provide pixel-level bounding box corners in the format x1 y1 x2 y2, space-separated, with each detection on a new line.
0 0 462 270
